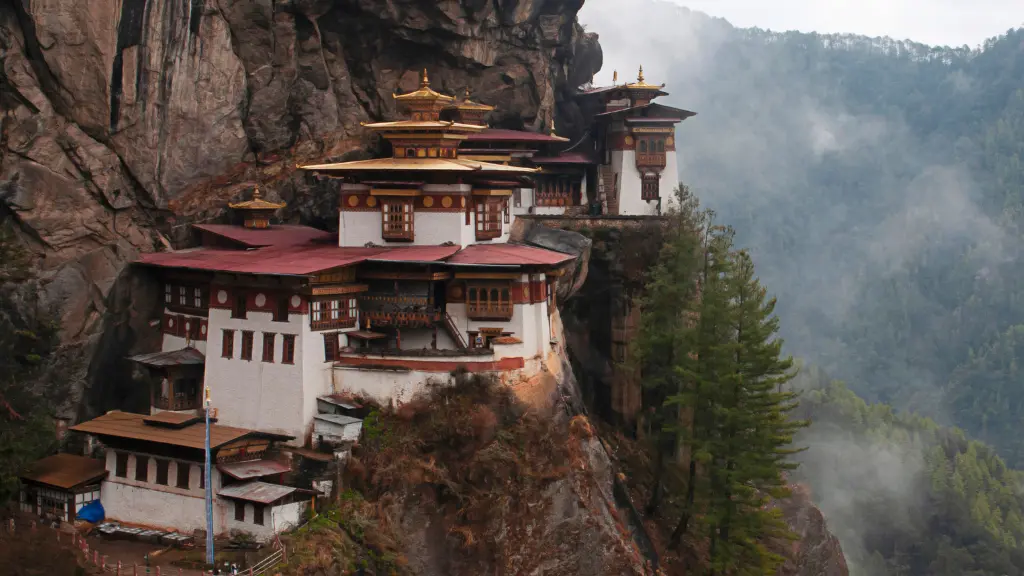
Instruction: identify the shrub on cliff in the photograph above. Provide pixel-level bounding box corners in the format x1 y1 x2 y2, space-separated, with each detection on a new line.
0 226 60 505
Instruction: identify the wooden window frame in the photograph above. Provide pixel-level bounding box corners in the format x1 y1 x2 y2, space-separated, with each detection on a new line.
176 462 190 489
253 504 265 526
222 329 235 359
262 333 276 363
232 293 247 319
234 501 245 522
323 332 339 362
641 174 660 201
282 334 296 365
135 455 149 482
115 452 128 478
155 459 169 486
311 296 357 331
475 199 503 240
381 198 415 241
198 465 205 490
241 331 254 361
274 296 290 323
165 283 208 315
466 282 514 320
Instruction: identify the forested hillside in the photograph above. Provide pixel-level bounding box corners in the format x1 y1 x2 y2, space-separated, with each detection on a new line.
792 366 1024 575
581 0 1024 465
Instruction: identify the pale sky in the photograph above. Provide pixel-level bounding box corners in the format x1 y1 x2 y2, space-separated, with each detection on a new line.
623 0 1024 47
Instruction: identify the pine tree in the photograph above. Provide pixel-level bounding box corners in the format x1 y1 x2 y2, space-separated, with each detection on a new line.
704 249 808 575
634 185 706 515
667 222 736 548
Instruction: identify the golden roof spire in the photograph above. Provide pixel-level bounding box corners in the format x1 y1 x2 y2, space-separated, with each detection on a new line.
613 70 618 83
228 185 285 211
421 68 430 88
624 65 666 91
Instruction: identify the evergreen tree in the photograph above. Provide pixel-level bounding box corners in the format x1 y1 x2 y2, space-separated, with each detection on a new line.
635 185 706 515
704 249 807 575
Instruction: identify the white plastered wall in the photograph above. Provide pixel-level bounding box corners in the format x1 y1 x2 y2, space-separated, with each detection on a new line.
100 450 225 533
204 308 307 441
661 151 680 210
162 310 208 355
303 317 359 412
611 150 660 216
222 499 305 541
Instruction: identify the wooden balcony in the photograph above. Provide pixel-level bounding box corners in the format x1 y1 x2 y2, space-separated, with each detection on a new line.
635 152 667 168
153 395 199 411
467 302 513 320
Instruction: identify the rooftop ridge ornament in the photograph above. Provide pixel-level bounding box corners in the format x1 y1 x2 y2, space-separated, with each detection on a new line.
613 70 618 83
624 64 667 90
228 185 285 229
227 185 286 210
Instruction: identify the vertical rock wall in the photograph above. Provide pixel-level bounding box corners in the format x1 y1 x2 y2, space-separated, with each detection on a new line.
0 0 602 419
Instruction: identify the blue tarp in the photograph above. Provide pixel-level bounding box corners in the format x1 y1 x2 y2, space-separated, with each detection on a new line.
77 500 104 523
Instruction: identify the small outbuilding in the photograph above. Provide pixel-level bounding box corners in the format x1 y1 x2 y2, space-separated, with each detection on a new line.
20 453 108 523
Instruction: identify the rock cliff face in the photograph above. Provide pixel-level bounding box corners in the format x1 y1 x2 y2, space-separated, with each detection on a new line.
774 484 850 576
0 0 601 418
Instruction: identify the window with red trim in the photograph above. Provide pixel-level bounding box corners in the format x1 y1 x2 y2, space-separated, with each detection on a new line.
282 334 296 364
262 333 276 363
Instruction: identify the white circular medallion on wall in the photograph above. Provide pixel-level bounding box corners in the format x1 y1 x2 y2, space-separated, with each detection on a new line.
201 324 207 335
255 293 266 307
290 295 301 308
185 321 191 333
217 290 228 304
168 318 174 328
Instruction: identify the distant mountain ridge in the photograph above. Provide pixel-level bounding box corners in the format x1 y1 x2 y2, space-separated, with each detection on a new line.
582 1 1024 574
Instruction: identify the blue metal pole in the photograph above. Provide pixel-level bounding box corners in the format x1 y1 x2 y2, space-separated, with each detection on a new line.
204 386 214 567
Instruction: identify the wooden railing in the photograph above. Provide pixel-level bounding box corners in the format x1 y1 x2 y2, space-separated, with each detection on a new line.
467 302 513 320
153 395 198 411
443 312 469 349
635 152 667 168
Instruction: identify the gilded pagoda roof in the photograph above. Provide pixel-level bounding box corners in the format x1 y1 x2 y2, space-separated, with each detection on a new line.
624 66 666 90
360 120 486 133
299 157 538 173
228 187 286 210
393 69 455 105
446 88 495 112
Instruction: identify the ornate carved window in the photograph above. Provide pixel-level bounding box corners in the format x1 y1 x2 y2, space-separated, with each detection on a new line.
222 330 234 359
641 174 661 201
636 136 667 168
311 296 357 331
381 198 414 241
475 200 503 240
466 282 513 320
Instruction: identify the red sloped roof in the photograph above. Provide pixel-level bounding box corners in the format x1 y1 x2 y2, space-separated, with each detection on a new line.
194 224 334 248
465 129 567 143
446 243 575 266
366 245 461 262
136 243 462 276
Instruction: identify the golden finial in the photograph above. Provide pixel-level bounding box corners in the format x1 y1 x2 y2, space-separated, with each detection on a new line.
550 117 556 135
613 70 618 83
252 186 262 200
464 87 471 100
421 68 430 87
638 65 645 83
